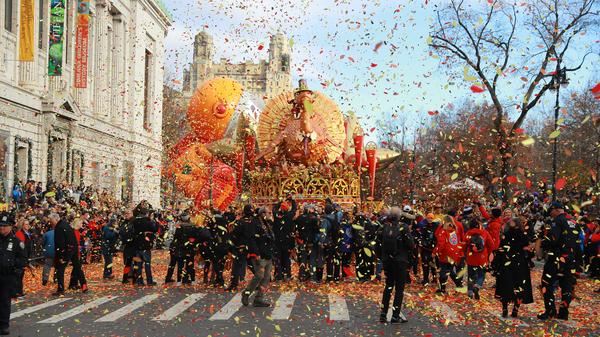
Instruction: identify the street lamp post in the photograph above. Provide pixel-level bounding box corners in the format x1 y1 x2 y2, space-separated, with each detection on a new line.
548 60 569 201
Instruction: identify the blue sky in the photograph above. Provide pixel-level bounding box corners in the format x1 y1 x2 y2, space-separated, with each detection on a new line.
162 0 600 143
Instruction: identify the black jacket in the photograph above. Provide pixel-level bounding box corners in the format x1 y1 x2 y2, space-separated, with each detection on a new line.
173 222 199 256
541 213 578 255
54 219 78 255
378 218 414 262
273 200 297 249
133 215 157 251
206 214 232 252
296 211 320 244
494 226 533 304
0 232 27 273
248 217 274 260
231 215 256 253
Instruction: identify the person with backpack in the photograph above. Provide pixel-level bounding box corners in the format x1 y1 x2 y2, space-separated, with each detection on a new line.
119 209 135 284
492 218 533 318
172 211 201 285
378 206 414 324
418 213 439 286
463 218 494 299
432 215 464 294
225 205 257 292
319 203 342 283
295 203 320 283
479 206 503 253
101 218 119 279
205 209 232 287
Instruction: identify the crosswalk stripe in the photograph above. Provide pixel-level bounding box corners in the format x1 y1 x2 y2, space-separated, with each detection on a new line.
209 293 242 321
38 296 118 324
431 301 465 325
11 298 72 319
95 294 160 322
270 292 297 320
152 293 205 321
328 294 349 322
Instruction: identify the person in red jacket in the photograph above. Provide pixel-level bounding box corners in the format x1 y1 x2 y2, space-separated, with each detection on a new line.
463 218 494 299
432 215 464 293
479 206 502 252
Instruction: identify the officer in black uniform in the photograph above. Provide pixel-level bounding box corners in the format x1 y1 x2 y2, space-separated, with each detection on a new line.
0 211 27 335
538 202 578 320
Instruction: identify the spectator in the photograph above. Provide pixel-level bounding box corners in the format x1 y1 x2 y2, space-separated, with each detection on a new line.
463 218 494 300
12 186 23 210
101 218 119 279
40 222 56 286
432 215 464 293
493 218 533 318
14 219 33 297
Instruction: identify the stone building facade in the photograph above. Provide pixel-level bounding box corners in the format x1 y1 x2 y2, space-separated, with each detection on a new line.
182 31 293 100
0 0 172 207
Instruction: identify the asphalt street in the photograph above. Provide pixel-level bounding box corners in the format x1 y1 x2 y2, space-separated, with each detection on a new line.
7 251 599 337
9 278 598 337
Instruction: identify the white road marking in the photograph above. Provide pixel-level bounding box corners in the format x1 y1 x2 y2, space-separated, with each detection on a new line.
328 294 350 322
209 293 242 321
270 292 297 320
11 298 72 319
431 301 465 324
152 293 205 321
95 294 159 322
38 296 117 324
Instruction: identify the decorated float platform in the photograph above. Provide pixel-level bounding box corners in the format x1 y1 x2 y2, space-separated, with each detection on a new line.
165 77 398 210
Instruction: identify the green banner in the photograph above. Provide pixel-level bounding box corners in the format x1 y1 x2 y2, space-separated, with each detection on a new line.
48 0 65 76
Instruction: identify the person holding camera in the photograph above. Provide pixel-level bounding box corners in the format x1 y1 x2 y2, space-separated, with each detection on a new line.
378 206 414 324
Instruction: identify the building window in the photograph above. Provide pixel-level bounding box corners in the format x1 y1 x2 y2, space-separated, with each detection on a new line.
143 49 153 130
15 144 28 184
4 0 13 32
51 136 66 183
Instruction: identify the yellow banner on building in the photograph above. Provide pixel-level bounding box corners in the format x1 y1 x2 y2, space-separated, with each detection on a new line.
18 0 35 61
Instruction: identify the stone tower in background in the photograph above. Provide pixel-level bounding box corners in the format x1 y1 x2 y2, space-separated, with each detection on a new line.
183 30 292 101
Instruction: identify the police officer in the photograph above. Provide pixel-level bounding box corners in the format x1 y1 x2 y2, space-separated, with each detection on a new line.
0 211 26 335
538 202 578 320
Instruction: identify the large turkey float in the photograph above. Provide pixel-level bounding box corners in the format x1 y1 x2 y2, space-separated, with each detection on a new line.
167 77 380 209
